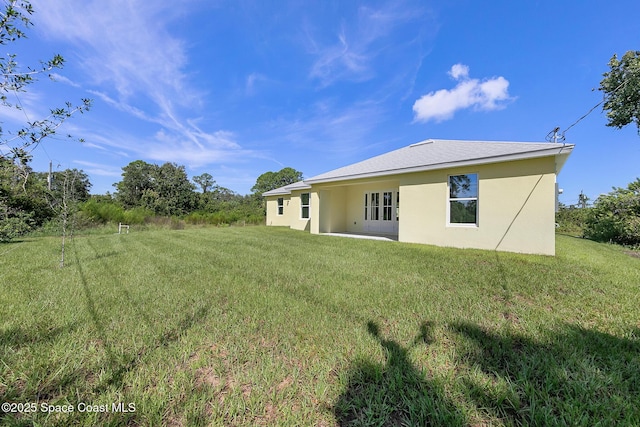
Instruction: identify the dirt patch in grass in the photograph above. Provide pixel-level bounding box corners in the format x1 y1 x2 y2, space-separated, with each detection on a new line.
276 376 294 392
624 250 640 259
195 366 221 388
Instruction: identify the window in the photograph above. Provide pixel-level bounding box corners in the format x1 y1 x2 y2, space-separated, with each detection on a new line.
449 174 478 225
277 197 284 215
364 193 368 220
370 192 379 220
383 192 393 221
396 191 399 221
301 193 310 219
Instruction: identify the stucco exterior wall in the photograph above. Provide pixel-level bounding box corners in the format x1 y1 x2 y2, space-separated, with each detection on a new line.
265 190 310 231
288 190 311 231
398 156 557 255
344 179 399 233
265 195 291 227
265 156 558 255
316 187 347 233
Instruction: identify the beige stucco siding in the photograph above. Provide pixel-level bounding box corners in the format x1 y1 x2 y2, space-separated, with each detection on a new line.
265 155 558 255
265 195 291 227
316 187 347 233
344 180 399 234
288 190 311 231
265 191 310 231
398 156 557 255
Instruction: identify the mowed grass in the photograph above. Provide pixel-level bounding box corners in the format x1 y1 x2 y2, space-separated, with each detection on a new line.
1 227 639 426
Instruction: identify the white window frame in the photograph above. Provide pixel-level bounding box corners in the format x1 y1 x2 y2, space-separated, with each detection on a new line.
300 192 310 219
277 197 284 216
447 173 479 227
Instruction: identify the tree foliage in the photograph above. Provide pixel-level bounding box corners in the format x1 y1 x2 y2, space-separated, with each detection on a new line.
584 178 640 246
599 50 640 134
114 161 195 216
113 160 156 208
193 172 215 193
251 167 303 195
0 154 91 241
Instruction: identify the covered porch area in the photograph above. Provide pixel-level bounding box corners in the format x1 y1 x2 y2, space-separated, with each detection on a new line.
312 178 400 239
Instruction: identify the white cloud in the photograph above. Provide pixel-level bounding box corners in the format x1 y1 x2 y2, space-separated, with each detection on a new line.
271 100 386 156
49 73 81 88
245 73 268 96
448 63 469 80
307 3 425 86
413 64 513 123
30 1 254 168
144 129 252 167
73 160 122 177
32 1 195 107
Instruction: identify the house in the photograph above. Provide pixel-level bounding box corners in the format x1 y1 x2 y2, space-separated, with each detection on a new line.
263 139 574 255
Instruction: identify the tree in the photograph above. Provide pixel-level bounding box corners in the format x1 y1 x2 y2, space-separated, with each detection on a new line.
0 154 34 241
0 1 91 241
251 167 303 195
193 173 215 193
114 160 156 208
114 160 195 216
0 151 47 240
584 178 640 246
599 50 640 134
31 168 92 203
145 162 195 216
56 169 86 267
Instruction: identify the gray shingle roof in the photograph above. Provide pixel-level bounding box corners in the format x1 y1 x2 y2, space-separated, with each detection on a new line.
263 139 574 195
305 139 574 184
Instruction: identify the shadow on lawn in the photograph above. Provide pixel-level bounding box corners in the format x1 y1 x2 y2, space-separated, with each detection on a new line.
0 323 77 353
334 320 640 426
452 322 640 425
73 244 210 393
334 321 467 426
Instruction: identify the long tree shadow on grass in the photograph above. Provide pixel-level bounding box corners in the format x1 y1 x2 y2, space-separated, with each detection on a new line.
334 321 467 426
0 323 79 405
72 243 211 393
453 322 640 425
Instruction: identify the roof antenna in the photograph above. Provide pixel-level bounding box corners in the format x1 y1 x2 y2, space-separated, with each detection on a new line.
545 126 564 143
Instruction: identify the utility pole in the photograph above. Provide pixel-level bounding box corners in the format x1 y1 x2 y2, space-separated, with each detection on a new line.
48 161 52 191
578 191 589 209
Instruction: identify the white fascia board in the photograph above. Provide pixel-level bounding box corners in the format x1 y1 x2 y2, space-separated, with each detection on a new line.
262 189 291 196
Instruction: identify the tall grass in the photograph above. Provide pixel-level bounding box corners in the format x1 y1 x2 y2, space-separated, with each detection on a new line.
1 228 638 426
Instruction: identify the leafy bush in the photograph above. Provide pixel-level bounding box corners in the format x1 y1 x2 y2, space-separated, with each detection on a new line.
81 199 152 225
555 207 590 235
185 210 240 226
123 207 154 224
584 178 640 246
81 199 124 224
0 211 33 242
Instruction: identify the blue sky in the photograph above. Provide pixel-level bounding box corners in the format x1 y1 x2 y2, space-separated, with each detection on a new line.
3 0 639 205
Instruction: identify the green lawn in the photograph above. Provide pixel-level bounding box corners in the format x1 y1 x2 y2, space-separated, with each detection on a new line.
1 227 639 426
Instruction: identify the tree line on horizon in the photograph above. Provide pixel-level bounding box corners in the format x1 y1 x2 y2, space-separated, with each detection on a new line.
82 160 303 226
1 155 303 241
